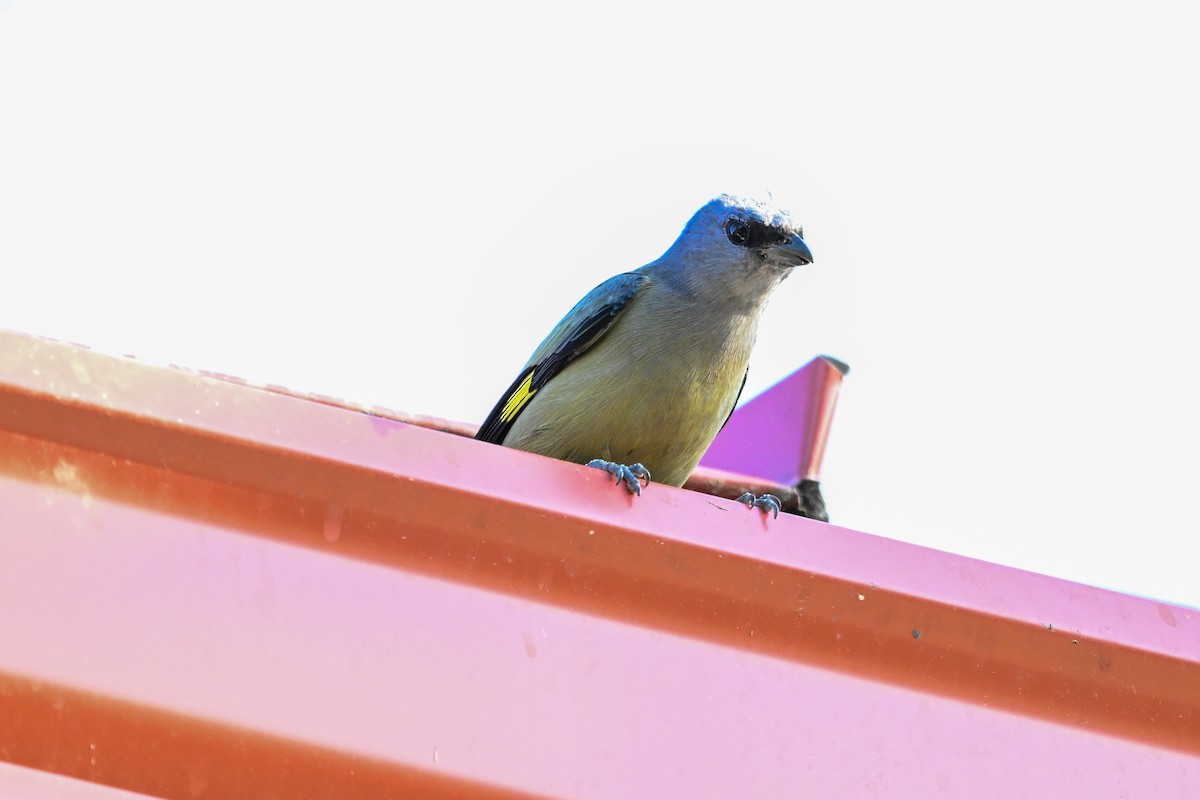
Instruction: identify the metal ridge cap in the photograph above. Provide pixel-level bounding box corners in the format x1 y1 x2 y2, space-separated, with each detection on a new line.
2 329 1198 755
2 329 1195 658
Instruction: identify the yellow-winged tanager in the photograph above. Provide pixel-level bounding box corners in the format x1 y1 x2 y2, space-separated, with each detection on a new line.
476 195 813 516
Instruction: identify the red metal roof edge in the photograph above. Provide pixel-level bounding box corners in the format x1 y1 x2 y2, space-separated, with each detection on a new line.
0 668 550 800
2 329 1198 757
191 363 810 512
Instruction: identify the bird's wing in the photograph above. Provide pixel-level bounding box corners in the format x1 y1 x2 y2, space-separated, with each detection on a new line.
475 272 650 445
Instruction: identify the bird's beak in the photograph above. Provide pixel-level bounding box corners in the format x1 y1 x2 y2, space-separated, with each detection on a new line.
768 235 814 267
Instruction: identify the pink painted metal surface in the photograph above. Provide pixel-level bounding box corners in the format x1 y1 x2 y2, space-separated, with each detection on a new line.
1 330 1198 798
0 763 162 800
701 355 847 483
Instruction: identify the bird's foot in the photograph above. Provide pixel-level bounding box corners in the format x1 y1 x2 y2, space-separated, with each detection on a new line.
587 459 652 496
737 492 782 519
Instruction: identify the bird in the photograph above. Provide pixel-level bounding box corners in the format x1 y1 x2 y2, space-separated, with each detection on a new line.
475 194 813 516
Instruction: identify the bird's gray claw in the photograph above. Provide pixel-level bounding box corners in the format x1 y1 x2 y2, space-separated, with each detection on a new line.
737 492 782 519
587 459 651 496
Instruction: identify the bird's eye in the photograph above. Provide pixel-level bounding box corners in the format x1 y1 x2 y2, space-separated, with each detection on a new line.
725 218 750 247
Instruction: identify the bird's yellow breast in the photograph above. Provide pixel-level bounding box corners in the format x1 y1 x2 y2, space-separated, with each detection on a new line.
503 300 757 487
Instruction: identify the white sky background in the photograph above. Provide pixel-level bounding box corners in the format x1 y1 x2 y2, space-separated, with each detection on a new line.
2 2 1198 608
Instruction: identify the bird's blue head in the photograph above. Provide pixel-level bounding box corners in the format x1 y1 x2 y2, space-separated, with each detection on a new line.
657 194 813 304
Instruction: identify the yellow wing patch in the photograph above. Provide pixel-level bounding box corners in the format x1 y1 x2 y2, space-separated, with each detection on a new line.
499 370 537 423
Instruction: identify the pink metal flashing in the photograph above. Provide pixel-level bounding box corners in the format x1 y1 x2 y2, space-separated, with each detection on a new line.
0 330 1197 799
701 355 847 484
